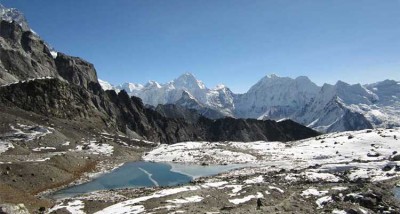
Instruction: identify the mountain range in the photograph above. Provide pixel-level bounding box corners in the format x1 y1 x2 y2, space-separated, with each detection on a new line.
100 73 400 133
0 3 318 144
2 2 399 136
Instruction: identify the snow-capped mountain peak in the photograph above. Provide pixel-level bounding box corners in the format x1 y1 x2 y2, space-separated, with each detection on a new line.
122 82 144 90
235 74 320 119
98 79 114 91
98 73 400 133
214 84 227 90
172 72 206 90
0 3 30 32
266 73 279 79
333 80 378 105
145 80 162 88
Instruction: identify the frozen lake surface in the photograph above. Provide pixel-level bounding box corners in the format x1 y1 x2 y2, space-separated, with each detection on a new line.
52 161 249 199
395 187 400 199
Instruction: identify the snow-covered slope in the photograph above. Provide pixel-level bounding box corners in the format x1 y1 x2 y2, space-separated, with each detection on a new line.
296 80 400 132
98 79 114 91
175 91 226 119
116 82 143 95
360 80 400 128
98 74 400 133
295 82 376 132
144 128 400 171
235 74 320 119
99 73 235 117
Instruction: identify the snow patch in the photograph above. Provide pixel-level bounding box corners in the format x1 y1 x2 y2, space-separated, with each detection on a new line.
32 147 56 151
331 186 348 191
0 76 56 88
332 209 347 214
144 142 256 164
49 200 85 214
50 51 58 59
0 141 14 154
244 175 264 184
224 185 243 197
72 140 113 156
300 187 328 198
201 181 228 188
95 186 200 214
229 192 263 205
316 196 332 208
6 124 53 141
166 195 203 204
302 172 341 182
268 186 284 193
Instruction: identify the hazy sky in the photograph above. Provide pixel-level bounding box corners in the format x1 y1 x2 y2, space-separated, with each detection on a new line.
2 0 399 93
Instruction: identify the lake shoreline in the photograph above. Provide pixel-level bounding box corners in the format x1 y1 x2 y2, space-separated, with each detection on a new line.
49 161 254 199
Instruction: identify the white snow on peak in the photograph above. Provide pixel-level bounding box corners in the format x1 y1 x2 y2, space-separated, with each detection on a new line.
97 73 400 132
173 72 206 90
214 84 227 90
235 74 320 119
98 79 114 91
105 73 235 117
50 51 58 59
145 80 162 88
266 73 278 79
0 3 30 31
118 82 144 93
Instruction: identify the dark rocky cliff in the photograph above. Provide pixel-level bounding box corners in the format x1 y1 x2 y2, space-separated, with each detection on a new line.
0 20 58 84
55 53 98 89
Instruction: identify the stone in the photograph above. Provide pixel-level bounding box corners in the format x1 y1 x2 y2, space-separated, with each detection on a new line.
390 154 400 161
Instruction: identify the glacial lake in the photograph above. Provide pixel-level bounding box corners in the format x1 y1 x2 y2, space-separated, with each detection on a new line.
52 161 250 199
395 187 400 199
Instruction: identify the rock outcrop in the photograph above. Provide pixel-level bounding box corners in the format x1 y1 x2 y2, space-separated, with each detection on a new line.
0 20 58 84
55 53 98 89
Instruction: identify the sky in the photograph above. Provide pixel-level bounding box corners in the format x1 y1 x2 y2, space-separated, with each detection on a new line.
1 0 399 93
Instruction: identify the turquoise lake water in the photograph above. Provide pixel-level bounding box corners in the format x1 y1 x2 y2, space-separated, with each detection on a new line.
52 161 248 199
395 187 400 199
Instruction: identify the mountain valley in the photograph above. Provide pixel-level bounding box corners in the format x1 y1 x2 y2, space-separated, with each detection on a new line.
0 3 399 214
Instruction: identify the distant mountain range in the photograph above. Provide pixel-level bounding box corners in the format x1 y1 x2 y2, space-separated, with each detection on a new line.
100 73 400 133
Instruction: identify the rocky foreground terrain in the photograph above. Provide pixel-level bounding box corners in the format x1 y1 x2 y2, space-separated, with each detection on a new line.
0 104 154 212
45 128 400 214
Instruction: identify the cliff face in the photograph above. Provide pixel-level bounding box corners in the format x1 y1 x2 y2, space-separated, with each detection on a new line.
0 20 319 143
55 53 98 89
0 21 58 84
